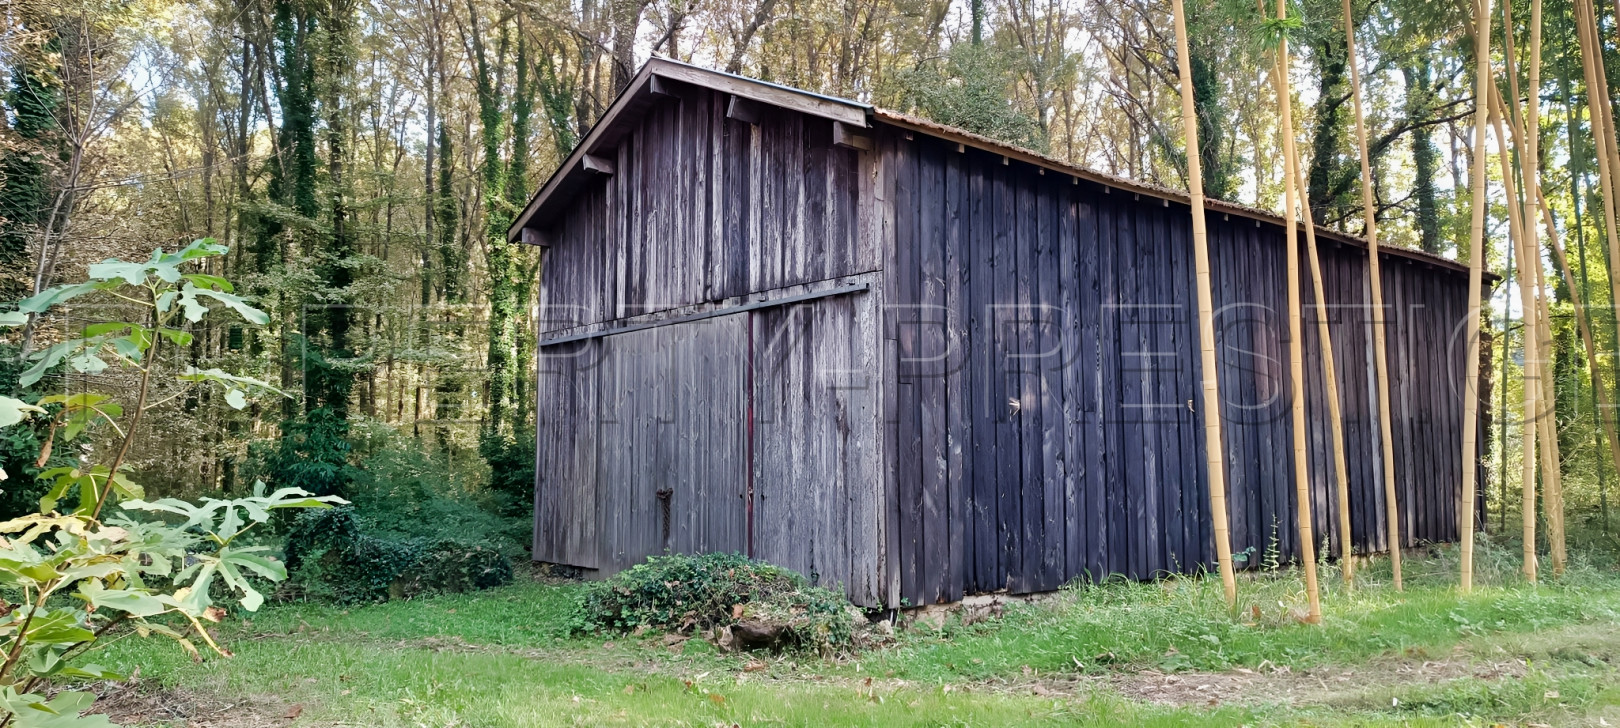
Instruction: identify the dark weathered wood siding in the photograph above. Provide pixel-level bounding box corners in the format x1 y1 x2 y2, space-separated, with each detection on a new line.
533 86 875 334
878 130 1475 605
531 83 889 606
528 80 1479 610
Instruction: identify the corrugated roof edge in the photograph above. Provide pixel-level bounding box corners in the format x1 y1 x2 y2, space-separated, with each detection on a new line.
509 58 1494 283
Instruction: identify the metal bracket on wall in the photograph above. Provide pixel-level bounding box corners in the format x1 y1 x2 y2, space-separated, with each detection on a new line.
537 282 871 348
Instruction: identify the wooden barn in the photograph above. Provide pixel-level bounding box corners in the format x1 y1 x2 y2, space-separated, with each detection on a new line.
511 58 1485 608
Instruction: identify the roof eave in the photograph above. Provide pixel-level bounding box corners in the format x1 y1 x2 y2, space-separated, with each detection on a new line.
506 57 872 244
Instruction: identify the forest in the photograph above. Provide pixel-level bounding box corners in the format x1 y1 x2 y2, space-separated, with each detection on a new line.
4 0 1618 541
0 0 1619 724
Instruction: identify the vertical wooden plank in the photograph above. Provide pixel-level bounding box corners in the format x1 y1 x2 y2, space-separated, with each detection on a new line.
1012 168 1042 593
1077 194 1105 580
968 153 997 593
1117 201 1147 579
847 287 884 606
1059 187 1086 582
918 141 948 603
850 142 886 606
1035 181 1065 590
993 159 1022 590
893 133 923 603
876 135 902 607
943 146 968 602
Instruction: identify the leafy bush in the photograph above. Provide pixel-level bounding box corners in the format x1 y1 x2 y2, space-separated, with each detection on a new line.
0 239 342 727
283 506 513 603
479 428 535 518
0 342 81 519
573 553 857 652
345 423 529 552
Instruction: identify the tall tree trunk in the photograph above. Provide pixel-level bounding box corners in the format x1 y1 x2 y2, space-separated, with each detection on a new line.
1307 31 1348 226
1404 58 1444 254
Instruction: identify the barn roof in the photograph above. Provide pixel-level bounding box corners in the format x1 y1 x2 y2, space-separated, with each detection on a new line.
508 57 1476 279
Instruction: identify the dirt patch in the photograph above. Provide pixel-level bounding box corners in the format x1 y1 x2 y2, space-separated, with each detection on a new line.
89 680 307 727
1108 648 1529 707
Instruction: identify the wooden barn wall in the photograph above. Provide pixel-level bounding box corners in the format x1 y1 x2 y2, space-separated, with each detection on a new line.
879 129 1475 605
533 85 877 335
532 90 888 606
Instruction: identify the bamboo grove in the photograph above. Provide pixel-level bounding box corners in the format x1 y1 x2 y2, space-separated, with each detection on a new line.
1 0 1618 590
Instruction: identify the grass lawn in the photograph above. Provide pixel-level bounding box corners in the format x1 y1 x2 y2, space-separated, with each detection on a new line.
85 538 1620 727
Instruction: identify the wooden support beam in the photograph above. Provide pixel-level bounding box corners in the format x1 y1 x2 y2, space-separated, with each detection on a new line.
727 95 765 125
648 75 678 98
651 62 867 127
581 154 615 176
833 121 873 150
520 227 550 247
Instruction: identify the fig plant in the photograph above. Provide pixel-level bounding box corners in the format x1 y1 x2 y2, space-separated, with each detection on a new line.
0 239 343 727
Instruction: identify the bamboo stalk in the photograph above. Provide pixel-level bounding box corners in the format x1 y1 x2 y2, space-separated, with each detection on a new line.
1284 112 1352 595
1341 0 1400 589
1172 0 1239 609
1487 90 1540 583
1526 177 1620 521
1459 0 1493 593
1502 0 1565 577
1509 0 1561 577
1270 0 1322 622
1575 0 1620 385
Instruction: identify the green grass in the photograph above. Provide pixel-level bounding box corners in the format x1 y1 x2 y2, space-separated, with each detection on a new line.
85 538 1620 727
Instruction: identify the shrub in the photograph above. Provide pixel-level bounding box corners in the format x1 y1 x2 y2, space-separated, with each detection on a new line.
479 428 535 518
574 552 858 652
283 506 514 603
345 423 529 552
0 342 80 519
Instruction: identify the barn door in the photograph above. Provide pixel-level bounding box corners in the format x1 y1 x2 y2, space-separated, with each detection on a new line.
534 338 603 568
750 294 882 603
535 287 880 605
595 315 750 572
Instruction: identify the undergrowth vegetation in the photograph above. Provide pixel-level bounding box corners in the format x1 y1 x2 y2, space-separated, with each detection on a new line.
89 539 1620 727
572 552 861 652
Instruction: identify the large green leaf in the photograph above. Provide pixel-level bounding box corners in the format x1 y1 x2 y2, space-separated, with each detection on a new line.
154 238 227 265
20 339 85 387
78 582 168 618
86 260 152 286
15 283 103 314
176 284 269 324
0 396 44 428
0 687 116 728
23 609 95 645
